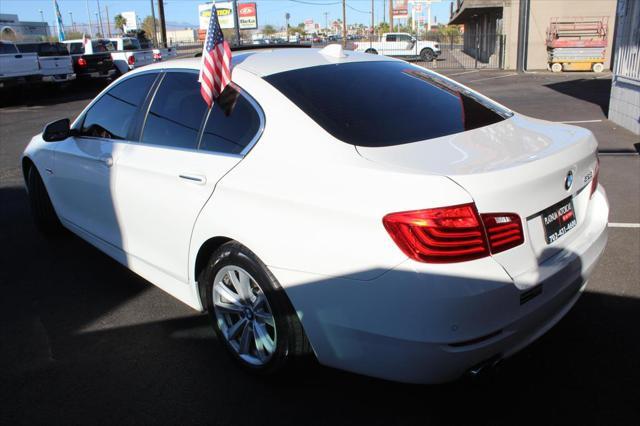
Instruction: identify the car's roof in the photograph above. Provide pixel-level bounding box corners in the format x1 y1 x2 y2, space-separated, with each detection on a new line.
132 46 396 77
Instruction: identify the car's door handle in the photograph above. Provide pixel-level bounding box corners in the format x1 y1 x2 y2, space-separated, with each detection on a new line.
178 174 206 184
99 154 113 167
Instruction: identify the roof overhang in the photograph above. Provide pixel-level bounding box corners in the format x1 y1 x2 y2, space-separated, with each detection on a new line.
449 1 505 25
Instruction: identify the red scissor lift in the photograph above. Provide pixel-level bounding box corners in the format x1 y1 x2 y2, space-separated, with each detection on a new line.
546 16 608 72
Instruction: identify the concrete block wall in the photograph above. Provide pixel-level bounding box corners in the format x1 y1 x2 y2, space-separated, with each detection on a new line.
608 79 640 135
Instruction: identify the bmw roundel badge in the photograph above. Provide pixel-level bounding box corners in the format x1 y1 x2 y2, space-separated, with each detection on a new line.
565 170 574 191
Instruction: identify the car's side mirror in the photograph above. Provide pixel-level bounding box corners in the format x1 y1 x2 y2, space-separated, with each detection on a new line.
42 118 71 142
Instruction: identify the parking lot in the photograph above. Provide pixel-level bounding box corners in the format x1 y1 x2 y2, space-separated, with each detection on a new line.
1 68 638 425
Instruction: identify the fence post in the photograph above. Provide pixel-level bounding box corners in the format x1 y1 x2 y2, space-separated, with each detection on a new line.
474 29 479 69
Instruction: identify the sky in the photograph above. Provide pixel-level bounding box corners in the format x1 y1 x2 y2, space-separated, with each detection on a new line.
1 0 455 30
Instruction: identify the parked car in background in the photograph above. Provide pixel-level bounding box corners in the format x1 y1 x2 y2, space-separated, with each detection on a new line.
152 46 178 62
354 32 441 61
0 41 40 89
106 37 153 74
22 46 608 384
16 42 75 85
63 39 116 80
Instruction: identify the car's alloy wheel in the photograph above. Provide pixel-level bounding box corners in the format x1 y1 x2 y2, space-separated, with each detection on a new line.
421 48 435 62
202 242 311 374
212 265 277 366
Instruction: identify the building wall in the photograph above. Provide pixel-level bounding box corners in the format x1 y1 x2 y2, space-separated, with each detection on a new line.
166 29 197 44
527 0 617 70
608 0 640 135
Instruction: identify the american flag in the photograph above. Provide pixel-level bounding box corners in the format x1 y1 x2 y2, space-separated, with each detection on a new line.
199 5 232 108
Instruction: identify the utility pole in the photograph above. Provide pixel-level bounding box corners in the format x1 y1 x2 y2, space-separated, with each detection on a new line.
96 0 104 36
389 0 393 32
157 0 167 48
86 0 93 37
69 11 75 32
105 5 111 37
342 0 346 47
233 0 242 45
150 0 158 48
323 12 329 32
371 0 374 44
39 10 44 23
285 12 290 42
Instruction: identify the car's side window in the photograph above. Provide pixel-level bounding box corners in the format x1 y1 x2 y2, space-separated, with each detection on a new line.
199 86 262 155
141 72 208 150
386 34 397 42
80 73 157 140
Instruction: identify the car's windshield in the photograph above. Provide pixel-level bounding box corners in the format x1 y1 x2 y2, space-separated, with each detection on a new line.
265 61 513 147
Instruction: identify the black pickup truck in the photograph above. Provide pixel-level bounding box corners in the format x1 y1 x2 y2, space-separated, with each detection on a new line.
63 39 116 79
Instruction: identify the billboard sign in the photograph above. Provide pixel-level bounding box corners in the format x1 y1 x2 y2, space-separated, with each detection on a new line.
238 3 257 30
304 19 315 33
198 2 235 30
122 11 138 32
392 0 409 19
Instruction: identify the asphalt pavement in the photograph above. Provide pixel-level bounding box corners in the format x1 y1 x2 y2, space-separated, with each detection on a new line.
0 70 638 426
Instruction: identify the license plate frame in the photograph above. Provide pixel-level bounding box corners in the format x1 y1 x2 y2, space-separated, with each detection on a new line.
541 197 577 244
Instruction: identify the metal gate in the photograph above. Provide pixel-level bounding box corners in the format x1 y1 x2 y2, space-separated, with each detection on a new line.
352 32 505 70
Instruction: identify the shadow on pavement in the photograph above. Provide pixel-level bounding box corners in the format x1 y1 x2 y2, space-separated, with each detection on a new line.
1 183 638 425
544 78 612 117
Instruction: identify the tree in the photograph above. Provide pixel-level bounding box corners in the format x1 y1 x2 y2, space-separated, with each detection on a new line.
141 15 159 43
262 24 276 36
65 30 84 40
114 14 127 34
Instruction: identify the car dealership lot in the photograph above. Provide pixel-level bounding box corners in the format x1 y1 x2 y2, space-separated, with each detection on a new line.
1 70 638 425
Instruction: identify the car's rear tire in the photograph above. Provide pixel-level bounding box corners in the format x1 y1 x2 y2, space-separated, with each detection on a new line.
551 63 563 73
201 241 311 375
420 48 435 62
592 63 604 73
26 165 62 235
365 48 378 55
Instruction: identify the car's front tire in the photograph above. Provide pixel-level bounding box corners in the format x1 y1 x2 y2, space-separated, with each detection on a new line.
420 48 435 62
201 241 311 375
26 165 62 236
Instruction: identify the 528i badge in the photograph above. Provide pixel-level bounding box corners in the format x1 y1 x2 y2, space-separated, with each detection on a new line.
542 197 577 244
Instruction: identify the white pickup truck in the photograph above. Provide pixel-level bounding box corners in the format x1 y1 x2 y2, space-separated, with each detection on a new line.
16 42 75 84
106 37 154 74
353 33 441 61
0 41 40 89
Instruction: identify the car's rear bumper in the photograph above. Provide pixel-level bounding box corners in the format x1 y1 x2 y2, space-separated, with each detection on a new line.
77 69 116 79
41 73 76 83
275 186 609 383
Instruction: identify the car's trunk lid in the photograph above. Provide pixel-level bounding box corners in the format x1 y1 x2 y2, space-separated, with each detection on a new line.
356 115 599 279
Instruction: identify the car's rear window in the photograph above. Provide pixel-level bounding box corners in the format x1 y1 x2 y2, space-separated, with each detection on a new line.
264 61 513 147
92 40 114 52
19 43 69 56
0 42 18 54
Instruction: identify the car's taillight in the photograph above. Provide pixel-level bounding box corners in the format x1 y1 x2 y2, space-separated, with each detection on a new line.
128 55 135 65
153 52 161 60
383 204 489 263
78 57 87 67
481 213 524 254
383 203 524 263
590 157 600 198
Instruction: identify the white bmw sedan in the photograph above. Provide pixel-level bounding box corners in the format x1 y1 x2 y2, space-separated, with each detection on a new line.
22 47 609 383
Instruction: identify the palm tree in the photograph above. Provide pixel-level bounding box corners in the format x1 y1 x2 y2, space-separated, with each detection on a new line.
114 14 127 35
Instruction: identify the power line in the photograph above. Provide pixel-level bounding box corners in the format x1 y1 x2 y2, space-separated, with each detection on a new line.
346 4 372 14
288 0 341 6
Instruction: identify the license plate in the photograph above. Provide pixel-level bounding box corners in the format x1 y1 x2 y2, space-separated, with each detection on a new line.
541 197 577 244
